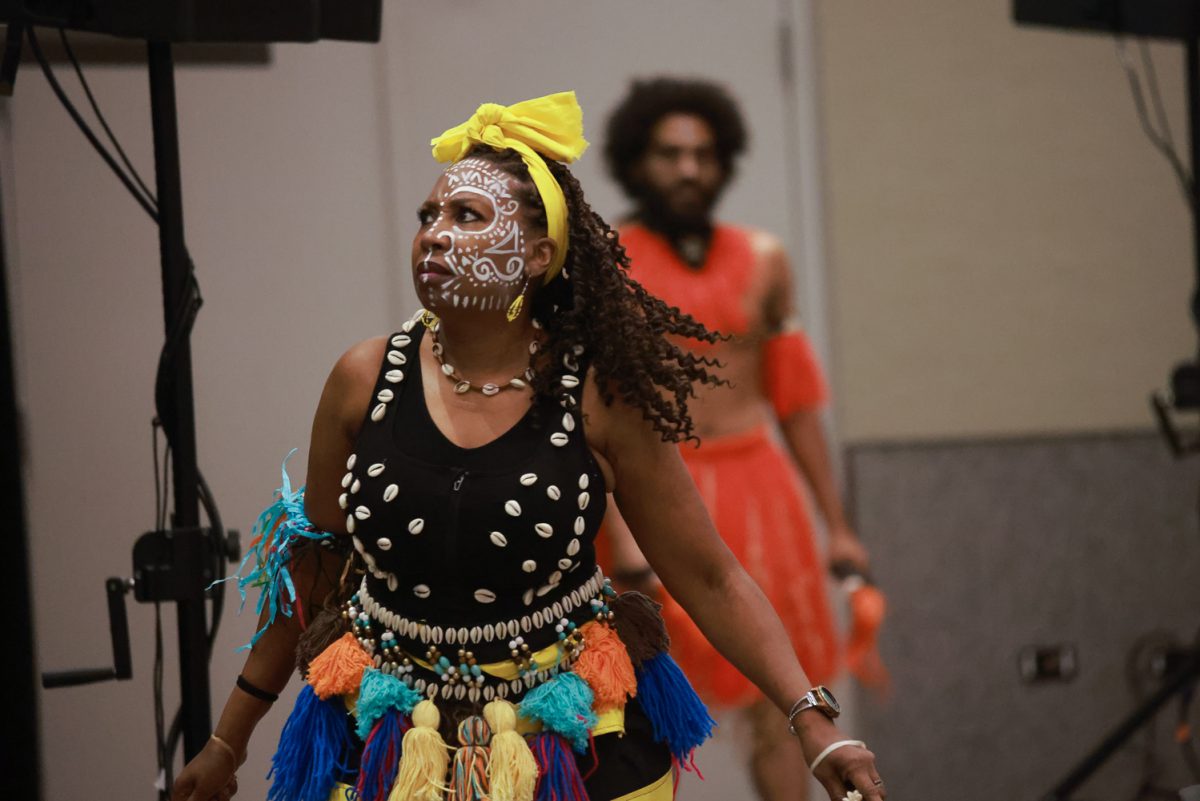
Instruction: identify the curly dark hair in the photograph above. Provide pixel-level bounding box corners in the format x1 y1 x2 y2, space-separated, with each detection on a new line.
464 147 727 444
604 76 748 199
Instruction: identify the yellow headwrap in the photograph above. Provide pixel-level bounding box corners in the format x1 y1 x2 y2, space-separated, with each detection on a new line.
430 91 589 282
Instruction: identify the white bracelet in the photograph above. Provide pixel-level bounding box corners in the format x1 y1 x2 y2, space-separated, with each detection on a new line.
808 739 867 773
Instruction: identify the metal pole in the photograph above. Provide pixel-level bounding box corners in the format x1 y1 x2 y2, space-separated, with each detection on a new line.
146 40 210 761
1189 37 1200 357
0 97 43 801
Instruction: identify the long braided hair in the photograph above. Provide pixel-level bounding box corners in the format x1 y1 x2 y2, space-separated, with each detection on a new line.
465 147 727 444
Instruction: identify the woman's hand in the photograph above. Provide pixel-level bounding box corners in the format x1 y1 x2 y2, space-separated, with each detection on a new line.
797 715 886 800
171 739 241 801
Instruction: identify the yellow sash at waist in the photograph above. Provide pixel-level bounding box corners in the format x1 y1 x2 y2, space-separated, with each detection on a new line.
406 626 582 681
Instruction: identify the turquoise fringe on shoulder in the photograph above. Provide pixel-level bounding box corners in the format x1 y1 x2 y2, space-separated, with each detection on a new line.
215 449 335 650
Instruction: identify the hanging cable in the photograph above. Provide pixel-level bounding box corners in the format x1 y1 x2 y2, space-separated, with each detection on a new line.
24 26 159 221
1116 36 1196 211
57 29 158 210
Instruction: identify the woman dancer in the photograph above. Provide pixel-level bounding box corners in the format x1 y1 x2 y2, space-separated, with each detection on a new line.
172 92 885 801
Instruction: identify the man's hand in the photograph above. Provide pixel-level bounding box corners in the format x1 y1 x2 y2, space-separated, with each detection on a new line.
827 524 870 575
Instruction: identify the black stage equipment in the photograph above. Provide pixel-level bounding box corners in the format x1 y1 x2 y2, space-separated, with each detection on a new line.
0 3 382 797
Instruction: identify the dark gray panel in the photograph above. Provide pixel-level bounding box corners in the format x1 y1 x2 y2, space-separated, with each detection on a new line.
848 432 1200 801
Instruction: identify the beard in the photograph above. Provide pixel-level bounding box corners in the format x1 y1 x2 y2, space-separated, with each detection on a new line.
633 179 718 237
631 179 724 267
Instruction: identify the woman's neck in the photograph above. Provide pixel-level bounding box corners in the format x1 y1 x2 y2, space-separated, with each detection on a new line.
432 312 536 378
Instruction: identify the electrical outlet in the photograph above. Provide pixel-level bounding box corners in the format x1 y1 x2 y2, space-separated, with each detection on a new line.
1018 644 1078 683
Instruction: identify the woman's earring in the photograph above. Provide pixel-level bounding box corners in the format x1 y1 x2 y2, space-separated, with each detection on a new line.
506 277 531 323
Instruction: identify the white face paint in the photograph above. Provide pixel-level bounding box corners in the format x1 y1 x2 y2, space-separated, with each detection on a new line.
414 157 529 313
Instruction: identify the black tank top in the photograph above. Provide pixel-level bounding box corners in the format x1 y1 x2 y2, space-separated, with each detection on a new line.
338 318 608 693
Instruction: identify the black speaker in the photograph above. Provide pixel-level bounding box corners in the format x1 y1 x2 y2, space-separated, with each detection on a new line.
0 0 382 43
1014 0 1200 40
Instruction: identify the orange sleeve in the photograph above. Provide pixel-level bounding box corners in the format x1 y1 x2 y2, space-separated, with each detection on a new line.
762 330 828 419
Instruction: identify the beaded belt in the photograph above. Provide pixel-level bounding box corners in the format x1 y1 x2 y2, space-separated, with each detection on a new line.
347 568 617 704
354 567 608 647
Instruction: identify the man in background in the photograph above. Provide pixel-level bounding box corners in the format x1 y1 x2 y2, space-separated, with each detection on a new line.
600 77 876 801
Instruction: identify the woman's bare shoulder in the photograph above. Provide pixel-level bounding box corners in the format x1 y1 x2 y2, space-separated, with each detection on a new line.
321 335 389 439
332 336 388 384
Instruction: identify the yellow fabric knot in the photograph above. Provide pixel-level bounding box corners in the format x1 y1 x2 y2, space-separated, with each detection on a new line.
466 103 511 148
430 91 589 282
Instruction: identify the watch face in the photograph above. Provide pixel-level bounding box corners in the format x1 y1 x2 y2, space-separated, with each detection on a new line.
816 685 840 714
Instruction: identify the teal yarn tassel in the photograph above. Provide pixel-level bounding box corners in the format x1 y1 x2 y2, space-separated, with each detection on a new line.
635 652 716 763
355 668 422 740
519 672 597 753
267 684 355 801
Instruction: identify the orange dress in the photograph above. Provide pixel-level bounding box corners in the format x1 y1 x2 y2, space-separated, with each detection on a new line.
605 222 840 707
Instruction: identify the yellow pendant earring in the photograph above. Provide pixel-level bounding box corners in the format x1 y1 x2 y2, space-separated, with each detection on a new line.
506 278 530 323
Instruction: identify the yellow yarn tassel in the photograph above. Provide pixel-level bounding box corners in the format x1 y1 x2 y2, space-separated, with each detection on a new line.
573 623 638 711
483 699 538 801
306 632 373 700
388 700 450 801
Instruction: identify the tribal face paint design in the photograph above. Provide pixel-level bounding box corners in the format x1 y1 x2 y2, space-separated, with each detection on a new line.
414 157 529 313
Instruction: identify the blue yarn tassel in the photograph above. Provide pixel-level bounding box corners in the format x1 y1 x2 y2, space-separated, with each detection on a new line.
355 668 422 740
214 450 336 650
529 732 589 801
518 672 597 753
355 711 410 801
635 652 716 763
267 684 355 801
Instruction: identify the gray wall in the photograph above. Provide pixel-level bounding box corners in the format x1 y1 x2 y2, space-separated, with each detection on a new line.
10 41 395 801
10 1 1200 799
849 433 1200 800
8 3 815 799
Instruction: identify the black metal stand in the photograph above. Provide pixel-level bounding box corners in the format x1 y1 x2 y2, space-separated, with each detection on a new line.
39 40 217 766
145 40 212 762
0 6 381 792
1039 650 1200 800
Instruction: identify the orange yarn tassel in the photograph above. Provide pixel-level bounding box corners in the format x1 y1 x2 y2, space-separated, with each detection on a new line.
573 623 637 711
306 632 372 700
845 585 891 694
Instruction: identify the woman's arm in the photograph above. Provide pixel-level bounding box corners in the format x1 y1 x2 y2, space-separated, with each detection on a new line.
588 384 882 799
600 501 661 596
172 339 381 801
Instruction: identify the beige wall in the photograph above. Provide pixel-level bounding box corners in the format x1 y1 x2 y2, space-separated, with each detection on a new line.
815 1 1196 442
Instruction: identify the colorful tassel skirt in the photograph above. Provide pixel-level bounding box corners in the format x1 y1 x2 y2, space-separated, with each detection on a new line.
266 583 714 801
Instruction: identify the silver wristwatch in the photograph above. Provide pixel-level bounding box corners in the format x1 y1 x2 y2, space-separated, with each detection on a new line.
787 685 841 734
